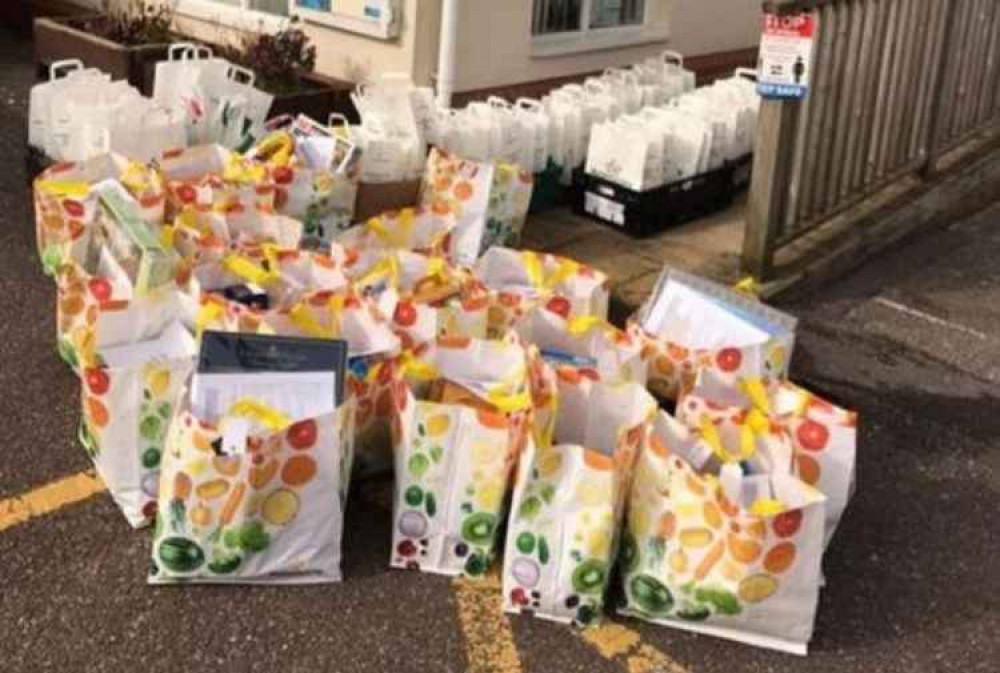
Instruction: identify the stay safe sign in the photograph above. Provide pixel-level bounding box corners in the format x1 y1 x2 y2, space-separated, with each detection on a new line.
757 13 816 100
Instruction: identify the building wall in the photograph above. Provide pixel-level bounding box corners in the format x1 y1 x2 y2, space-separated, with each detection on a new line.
169 0 428 85
92 0 760 91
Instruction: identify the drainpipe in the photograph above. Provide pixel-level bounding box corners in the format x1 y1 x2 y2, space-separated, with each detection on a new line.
436 0 460 109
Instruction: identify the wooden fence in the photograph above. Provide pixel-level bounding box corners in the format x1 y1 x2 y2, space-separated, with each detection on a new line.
744 0 1000 279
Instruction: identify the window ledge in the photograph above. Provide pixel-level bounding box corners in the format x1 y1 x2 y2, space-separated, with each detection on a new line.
174 0 288 35
531 24 670 59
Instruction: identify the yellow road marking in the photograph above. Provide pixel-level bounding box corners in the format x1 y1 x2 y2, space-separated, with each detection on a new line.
580 623 692 673
0 470 106 533
453 571 523 673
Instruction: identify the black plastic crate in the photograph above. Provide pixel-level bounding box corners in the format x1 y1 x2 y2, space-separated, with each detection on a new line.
572 156 751 237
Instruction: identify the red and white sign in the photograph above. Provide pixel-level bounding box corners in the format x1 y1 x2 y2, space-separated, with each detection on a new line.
757 12 816 99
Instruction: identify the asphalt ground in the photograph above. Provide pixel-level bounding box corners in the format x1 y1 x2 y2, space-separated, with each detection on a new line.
2 26 998 673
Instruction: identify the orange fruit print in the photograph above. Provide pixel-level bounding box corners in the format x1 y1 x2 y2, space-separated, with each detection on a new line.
281 455 317 487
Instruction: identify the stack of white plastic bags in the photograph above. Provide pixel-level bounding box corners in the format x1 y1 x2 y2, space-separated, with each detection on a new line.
29 59 187 163
586 69 759 191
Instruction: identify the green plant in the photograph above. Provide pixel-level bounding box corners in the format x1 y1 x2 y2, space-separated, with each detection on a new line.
99 0 174 46
239 24 318 94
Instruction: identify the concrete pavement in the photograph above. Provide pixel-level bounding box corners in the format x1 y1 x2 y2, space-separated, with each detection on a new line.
2 25 999 673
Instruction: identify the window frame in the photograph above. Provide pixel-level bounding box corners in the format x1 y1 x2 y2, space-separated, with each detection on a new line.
530 0 669 59
173 0 289 34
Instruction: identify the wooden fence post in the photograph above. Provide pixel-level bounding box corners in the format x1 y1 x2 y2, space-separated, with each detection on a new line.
742 99 799 280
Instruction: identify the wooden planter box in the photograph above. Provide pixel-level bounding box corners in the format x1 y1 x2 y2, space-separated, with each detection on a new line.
1 0 90 36
33 15 170 95
268 70 359 125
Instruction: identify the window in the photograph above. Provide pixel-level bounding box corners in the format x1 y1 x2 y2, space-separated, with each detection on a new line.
532 0 646 36
206 0 288 16
174 0 289 33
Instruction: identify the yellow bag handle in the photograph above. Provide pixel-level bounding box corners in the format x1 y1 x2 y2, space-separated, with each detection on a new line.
357 255 401 289
159 224 176 249
566 315 602 336
195 302 225 337
546 258 581 289
740 377 773 416
227 398 293 431
486 387 532 413
749 498 786 516
121 162 151 194
399 351 439 382
223 244 279 283
37 180 90 198
289 293 348 339
223 155 268 184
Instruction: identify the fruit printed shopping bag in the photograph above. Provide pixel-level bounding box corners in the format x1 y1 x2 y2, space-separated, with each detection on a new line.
628 267 796 401
374 256 490 350
80 323 195 528
515 302 646 385
337 207 458 260
502 381 656 625
390 336 532 576
55 262 187 373
476 248 610 337
620 411 826 655
168 207 303 265
34 154 165 275
150 401 355 584
188 247 353 335
481 162 534 253
419 148 495 266
247 129 361 245
157 145 276 220
677 372 857 546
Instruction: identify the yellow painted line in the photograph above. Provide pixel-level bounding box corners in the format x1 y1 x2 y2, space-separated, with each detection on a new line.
0 470 106 533
580 623 692 673
453 571 523 673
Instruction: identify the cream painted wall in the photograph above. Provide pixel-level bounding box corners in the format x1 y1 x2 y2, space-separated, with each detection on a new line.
140 0 758 90
169 0 426 84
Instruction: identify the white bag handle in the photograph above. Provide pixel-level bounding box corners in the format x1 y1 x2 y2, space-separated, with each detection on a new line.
227 65 256 87
515 97 543 112
168 42 199 60
487 96 512 109
328 113 352 130
662 50 684 67
49 59 84 81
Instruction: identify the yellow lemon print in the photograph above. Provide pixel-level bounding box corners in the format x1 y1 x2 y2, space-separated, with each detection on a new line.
476 480 504 510
263 488 300 526
587 529 611 557
425 413 451 438
537 448 563 477
188 458 210 477
471 440 498 467
577 480 611 507
146 367 171 397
